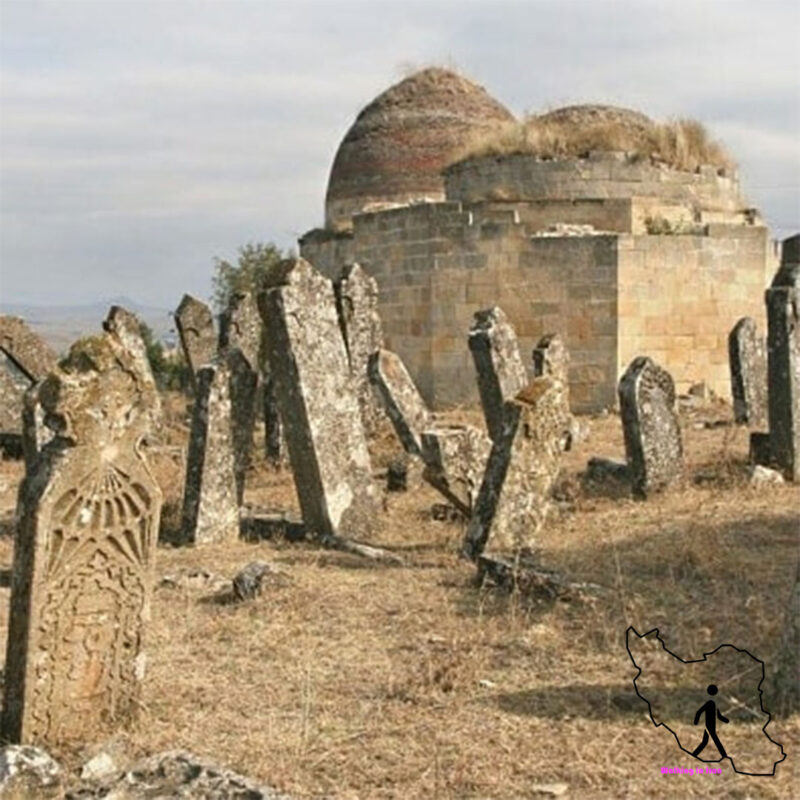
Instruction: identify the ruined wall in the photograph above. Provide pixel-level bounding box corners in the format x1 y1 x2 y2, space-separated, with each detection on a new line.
444 153 742 213
617 226 770 397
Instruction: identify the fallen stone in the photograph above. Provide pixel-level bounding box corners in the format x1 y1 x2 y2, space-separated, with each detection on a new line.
748 465 785 486
65 750 290 799
585 457 630 484
79 752 117 783
0 745 63 799
232 561 287 602
240 511 306 543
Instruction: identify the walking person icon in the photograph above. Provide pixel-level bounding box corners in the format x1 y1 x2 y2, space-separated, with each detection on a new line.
692 684 729 759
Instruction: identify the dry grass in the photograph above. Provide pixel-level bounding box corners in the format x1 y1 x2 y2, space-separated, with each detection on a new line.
448 116 734 175
0 402 798 798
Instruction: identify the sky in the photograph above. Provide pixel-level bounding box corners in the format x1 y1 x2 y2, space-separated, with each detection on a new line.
1 0 798 308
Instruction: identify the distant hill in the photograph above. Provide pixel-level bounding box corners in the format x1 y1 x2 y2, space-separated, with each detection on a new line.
0 296 177 355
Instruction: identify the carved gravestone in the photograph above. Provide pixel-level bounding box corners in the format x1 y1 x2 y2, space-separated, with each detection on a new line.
258 258 378 538
334 264 386 436
463 377 565 560
1 331 162 747
618 357 683 498
766 236 800 482
180 358 240 545
219 293 260 501
368 349 432 457
728 317 768 429
0 316 57 452
421 425 491 517
174 295 216 387
468 307 527 442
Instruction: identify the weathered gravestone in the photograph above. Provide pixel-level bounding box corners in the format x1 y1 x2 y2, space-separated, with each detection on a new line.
0 316 57 452
468 307 527 443
219 292 260 500
421 425 491 517
532 332 575 450
174 294 216 387
618 356 683 498
334 263 385 436
766 235 800 482
1 330 162 747
728 317 768 429
180 358 240 545
368 348 432 458
258 258 378 538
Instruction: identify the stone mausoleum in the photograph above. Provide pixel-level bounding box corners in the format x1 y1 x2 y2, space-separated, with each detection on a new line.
299 68 777 412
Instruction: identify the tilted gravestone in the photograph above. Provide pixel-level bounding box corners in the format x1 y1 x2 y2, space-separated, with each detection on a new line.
728 317 768 430
174 294 216 387
1 330 162 746
462 376 566 560
218 292 260 501
368 348 432 458
766 236 800 482
468 307 527 443
618 356 683 498
258 258 378 538
0 316 57 450
421 425 491 517
180 358 240 545
334 263 386 436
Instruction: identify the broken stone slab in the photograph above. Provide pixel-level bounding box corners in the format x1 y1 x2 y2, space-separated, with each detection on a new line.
103 305 163 431
368 348 432 457
0 315 58 380
258 258 378 538
0 745 64 799
218 291 261 372
532 332 569 387
421 424 491 517
1 332 162 747
174 294 216 387
728 317 768 429
618 356 683 498
240 510 306 543
469 306 528 443
65 750 291 800
232 560 288 602
334 263 386 436
462 377 565 560
180 358 240 546
765 238 800 482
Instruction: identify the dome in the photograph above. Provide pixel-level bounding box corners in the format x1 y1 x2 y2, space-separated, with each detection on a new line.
532 104 655 134
325 68 515 230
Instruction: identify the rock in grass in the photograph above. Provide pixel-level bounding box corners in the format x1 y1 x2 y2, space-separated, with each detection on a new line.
232 561 285 602
0 745 63 799
749 465 785 486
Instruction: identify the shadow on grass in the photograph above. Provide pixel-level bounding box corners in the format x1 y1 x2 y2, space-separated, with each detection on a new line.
0 568 10 587
0 514 15 540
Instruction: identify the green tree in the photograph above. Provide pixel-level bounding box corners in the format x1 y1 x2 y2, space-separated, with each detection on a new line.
211 241 289 312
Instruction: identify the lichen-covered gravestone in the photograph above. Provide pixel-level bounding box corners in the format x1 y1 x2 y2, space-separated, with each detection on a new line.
728 317 768 430
462 377 566 559
219 292 261 500
180 358 240 545
258 258 378 538
766 236 800 482
368 348 432 457
468 307 527 442
532 332 574 450
0 316 57 452
1 331 162 747
174 294 216 386
618 356 683 498
334 263 386 436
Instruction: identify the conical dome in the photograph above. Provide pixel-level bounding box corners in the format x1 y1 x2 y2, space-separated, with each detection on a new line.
325 68 515 230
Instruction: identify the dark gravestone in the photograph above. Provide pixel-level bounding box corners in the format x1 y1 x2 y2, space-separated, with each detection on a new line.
618 356 683 498
766 236 800 481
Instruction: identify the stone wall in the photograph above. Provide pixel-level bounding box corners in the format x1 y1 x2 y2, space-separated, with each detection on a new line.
444 153 742 213
299 203 770 413
617 226 771 397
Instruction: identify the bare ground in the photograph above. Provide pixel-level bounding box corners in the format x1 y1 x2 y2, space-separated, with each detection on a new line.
0 400 797 799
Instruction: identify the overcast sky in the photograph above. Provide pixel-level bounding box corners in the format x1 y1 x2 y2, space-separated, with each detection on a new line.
1 0 798 308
